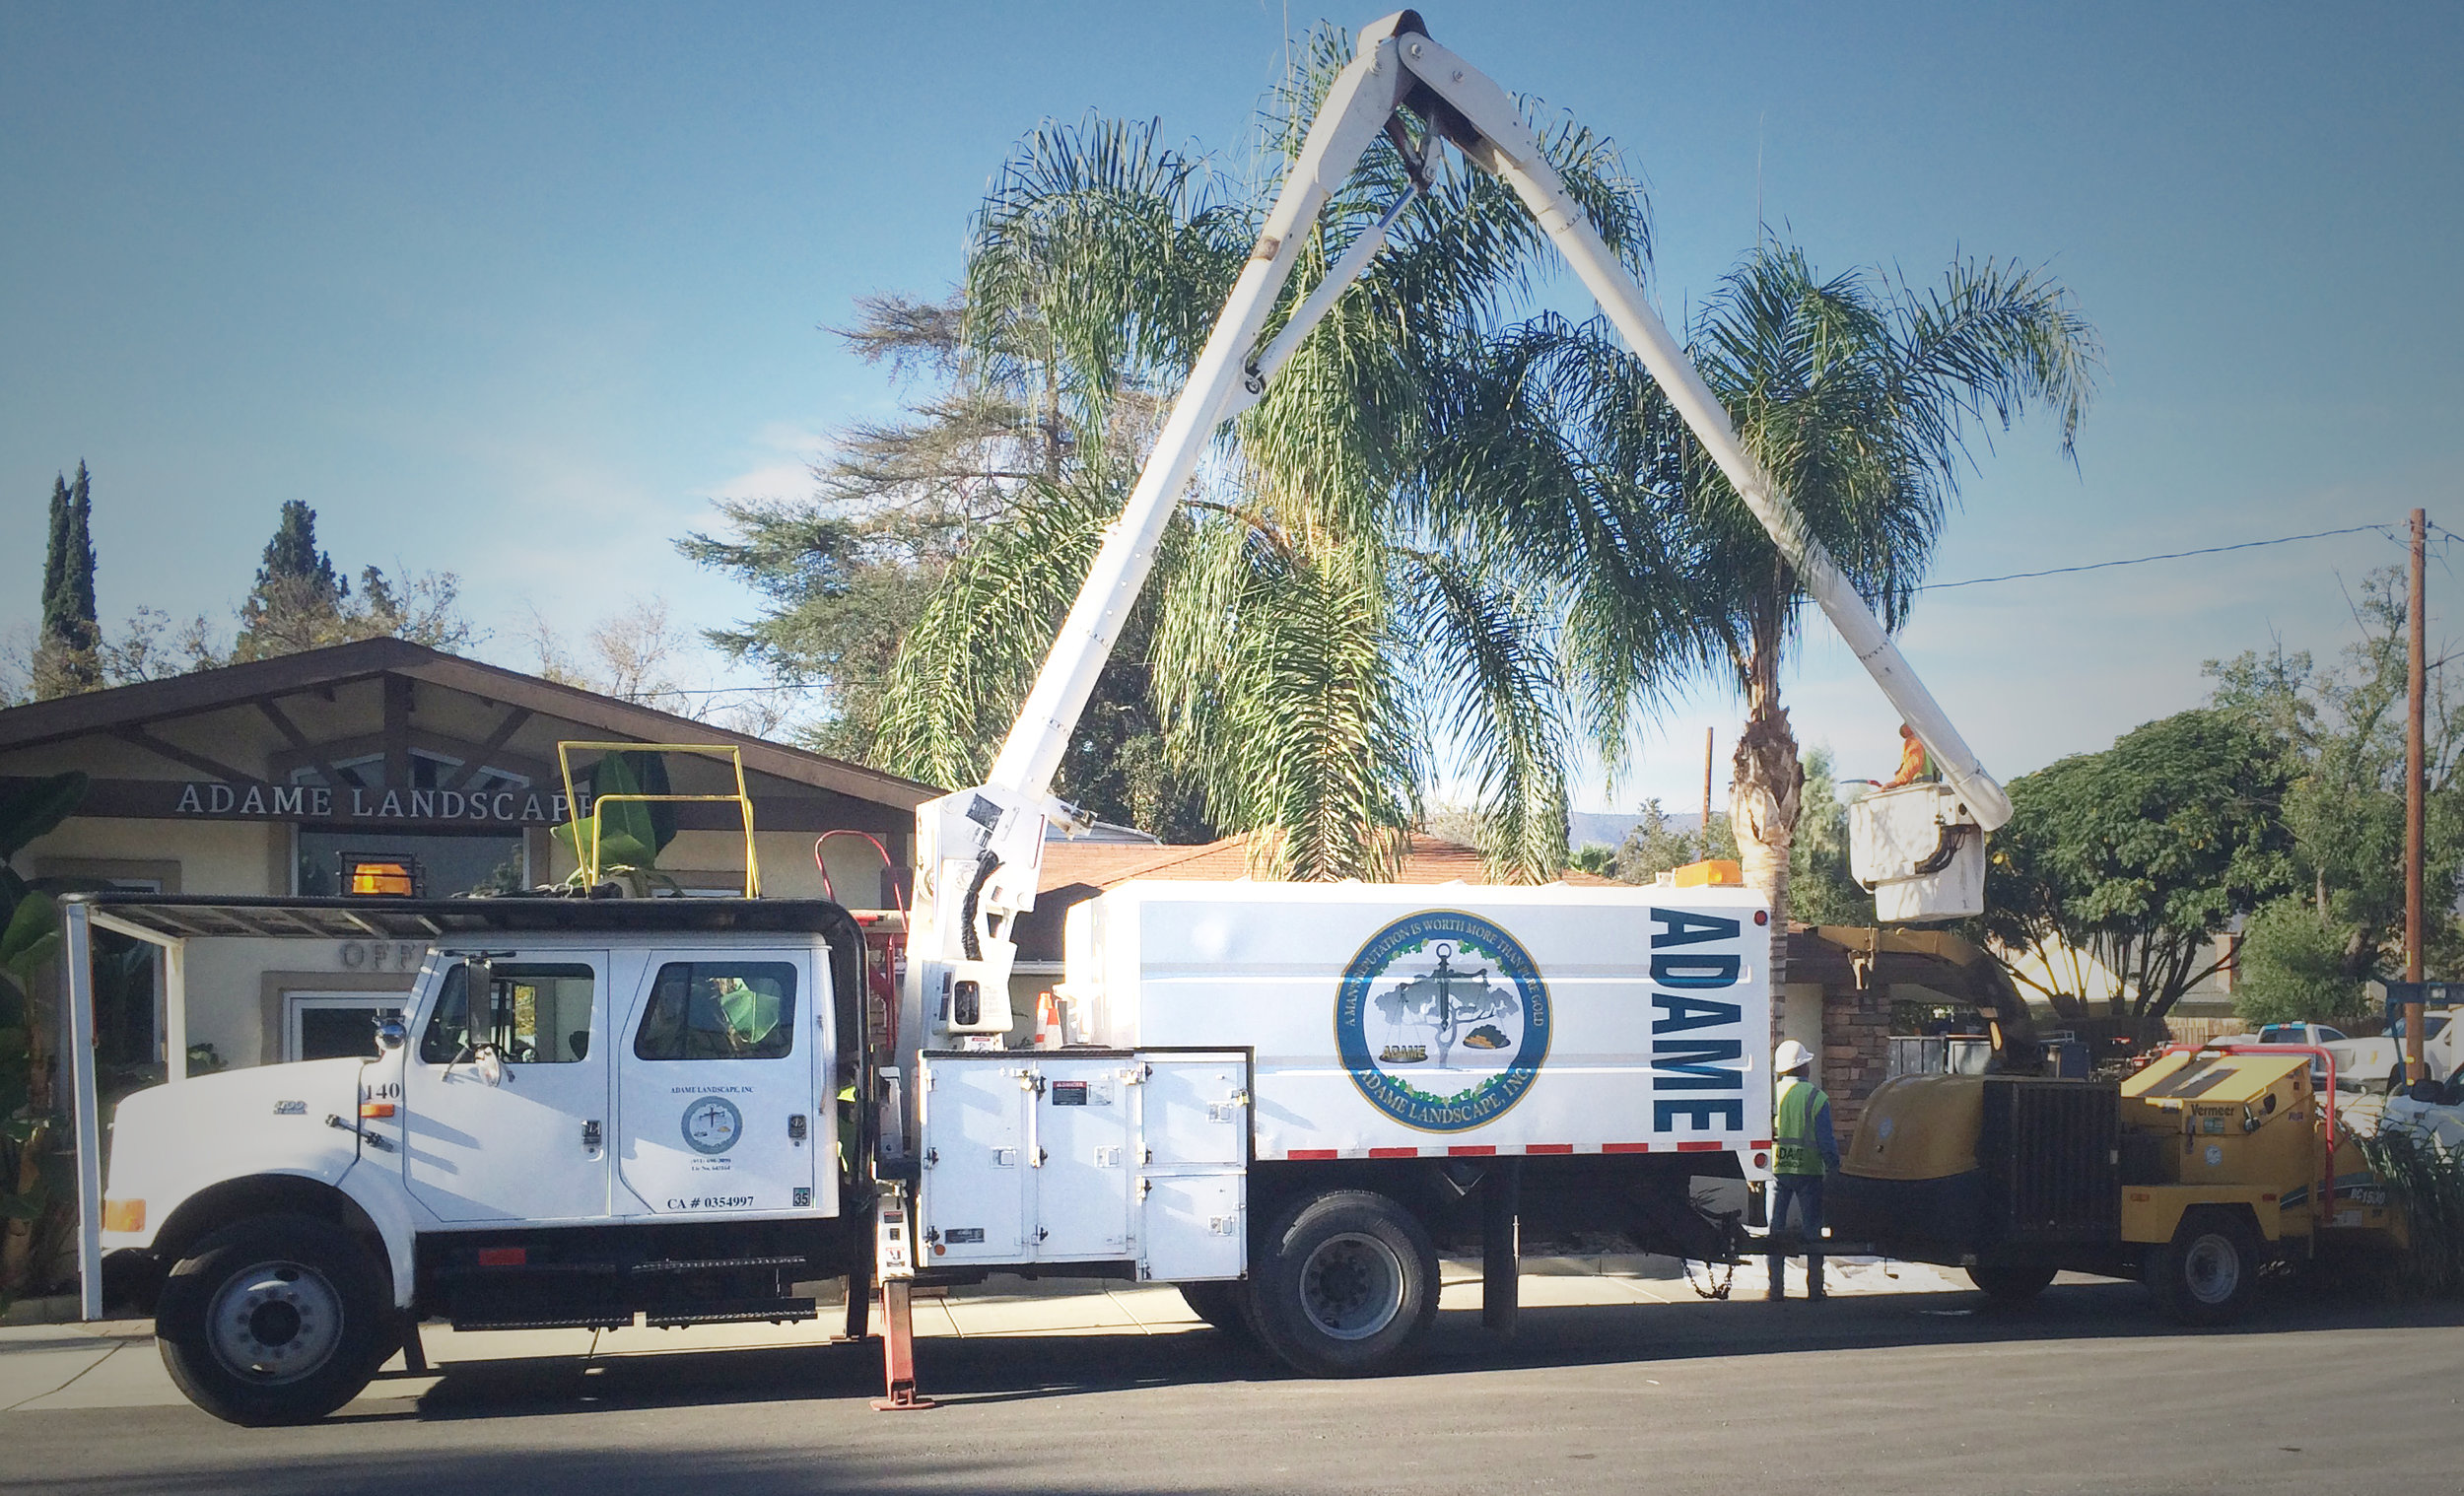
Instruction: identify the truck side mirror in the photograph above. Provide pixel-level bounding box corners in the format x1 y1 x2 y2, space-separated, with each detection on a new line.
374 1016 408 1052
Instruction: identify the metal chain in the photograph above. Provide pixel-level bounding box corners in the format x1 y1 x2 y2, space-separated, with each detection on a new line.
1682 1253 1737 1301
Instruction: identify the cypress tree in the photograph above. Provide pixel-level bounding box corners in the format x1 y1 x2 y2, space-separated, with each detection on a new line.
253 499 343 602
38 474 71 642
34 462 101 695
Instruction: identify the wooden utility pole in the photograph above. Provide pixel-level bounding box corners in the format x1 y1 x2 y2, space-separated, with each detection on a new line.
1702 727 1715 860
2406 508 2428 1087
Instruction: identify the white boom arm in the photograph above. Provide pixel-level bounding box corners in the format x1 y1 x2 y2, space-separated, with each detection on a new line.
909 9 2009 1039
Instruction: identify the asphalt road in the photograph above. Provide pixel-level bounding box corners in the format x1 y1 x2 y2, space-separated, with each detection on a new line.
4 1280 2458 1496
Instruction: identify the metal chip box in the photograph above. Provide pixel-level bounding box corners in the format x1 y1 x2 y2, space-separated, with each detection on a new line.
916 1050 1249 1282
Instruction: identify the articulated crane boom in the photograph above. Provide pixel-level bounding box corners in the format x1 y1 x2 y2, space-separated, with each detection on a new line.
910 9 2011 1040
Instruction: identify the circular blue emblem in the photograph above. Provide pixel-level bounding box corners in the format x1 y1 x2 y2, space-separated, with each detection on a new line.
1336 911 1551 1132
682 1096 743 1155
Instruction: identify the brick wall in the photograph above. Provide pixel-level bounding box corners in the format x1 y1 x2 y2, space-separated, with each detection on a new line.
1820 981 1893 1140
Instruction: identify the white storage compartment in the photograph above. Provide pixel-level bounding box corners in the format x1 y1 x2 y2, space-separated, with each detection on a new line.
916 1049 1250 1278
1030 1056 1134 1259
916 1058 1031 1264
1141 1174 1244 1281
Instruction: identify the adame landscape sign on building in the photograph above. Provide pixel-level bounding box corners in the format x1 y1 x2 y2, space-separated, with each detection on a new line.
45 778 593 827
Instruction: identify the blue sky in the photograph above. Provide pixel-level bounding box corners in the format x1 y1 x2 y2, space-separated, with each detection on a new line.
4 2 2458 807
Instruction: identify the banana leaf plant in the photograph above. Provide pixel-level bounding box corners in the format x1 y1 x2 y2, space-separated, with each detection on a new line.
551 752 682 896
0 771 89 1306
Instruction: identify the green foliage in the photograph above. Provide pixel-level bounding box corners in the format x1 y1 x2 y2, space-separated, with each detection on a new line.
1790 747 1872 925
2207 569 2464 987
2232 897 2366 1026
552 752 680 889
1452 243 2097 926
220 502 478 664
0 772 86 1305
1984 710 2295 1025
1612 802 1738 884
34 463 101 698
2355 1128 2464 1299
1567 844 1616 876
0 773 90 865
818 26 1656 877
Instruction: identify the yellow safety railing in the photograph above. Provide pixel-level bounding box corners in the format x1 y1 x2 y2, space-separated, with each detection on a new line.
555 741 762 897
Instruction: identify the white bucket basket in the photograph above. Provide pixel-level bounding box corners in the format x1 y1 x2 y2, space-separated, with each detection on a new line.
1848 782 1987 923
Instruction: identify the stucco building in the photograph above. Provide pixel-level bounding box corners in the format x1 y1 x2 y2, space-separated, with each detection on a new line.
0 639 930 1076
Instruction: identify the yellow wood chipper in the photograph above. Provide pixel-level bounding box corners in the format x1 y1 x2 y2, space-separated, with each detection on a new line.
1829 1044 2405 1323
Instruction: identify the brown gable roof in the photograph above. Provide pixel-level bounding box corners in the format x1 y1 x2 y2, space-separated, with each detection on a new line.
0 638 939 811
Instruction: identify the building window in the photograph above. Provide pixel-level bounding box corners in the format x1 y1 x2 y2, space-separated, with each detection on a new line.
298 830 525 899
286 992 408 1062
291 749 529 794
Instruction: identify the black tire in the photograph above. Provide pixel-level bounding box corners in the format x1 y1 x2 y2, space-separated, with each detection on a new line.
1177 1280 1259 1340
1967 1261 2057 1302
156 1213 393 1426
2150 1209 2263 1326
1251 1190 1440 1378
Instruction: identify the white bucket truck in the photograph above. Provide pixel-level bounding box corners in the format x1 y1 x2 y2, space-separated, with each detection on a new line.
67 7 2013 1425
78 879 1764 1422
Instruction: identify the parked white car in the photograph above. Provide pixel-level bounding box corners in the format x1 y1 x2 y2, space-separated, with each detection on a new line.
2380 1061 2464 1151
2328 1012 2459 1092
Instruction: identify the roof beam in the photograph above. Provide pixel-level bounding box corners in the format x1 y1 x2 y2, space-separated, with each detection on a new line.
113 727 255 785
255 699 349 796
439 706 532 791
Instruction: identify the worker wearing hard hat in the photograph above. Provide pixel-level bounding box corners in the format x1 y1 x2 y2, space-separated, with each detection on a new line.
1767 1039 1839 1302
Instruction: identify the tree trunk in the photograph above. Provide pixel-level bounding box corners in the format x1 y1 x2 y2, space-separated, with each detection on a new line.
1731 698 1803 1049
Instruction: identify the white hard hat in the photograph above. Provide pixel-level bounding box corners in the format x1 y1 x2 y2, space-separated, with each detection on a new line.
1774 1039 1814 1074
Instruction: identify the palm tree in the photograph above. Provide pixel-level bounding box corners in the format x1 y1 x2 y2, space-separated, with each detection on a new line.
1454 245 2099 980
873 29 1655 880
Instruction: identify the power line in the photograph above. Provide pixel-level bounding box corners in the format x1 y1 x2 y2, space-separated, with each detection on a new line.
1918 523 2395 591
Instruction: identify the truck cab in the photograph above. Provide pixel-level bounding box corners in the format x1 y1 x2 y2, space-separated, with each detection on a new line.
92 895 872 1426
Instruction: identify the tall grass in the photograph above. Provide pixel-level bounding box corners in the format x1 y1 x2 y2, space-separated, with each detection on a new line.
2356 1128 2464 1297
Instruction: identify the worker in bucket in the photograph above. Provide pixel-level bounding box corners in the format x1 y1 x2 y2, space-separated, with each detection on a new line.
1766 1039 1838 1302
1879 722 1937 788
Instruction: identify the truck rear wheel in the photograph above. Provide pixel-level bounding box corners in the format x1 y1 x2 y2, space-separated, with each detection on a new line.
156 1213 393 1426
1966 1262 2056 1302
2151 1209 2261 1326
1252 1190 1439 1378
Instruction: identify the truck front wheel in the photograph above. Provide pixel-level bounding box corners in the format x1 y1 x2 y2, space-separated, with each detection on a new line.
1252 1190 1439 1378
156 1214 393 1425
2151 1209 2262 1326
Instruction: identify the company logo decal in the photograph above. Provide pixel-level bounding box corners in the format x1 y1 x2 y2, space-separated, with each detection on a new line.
1336 911 1550 1132
682 1095 744 1155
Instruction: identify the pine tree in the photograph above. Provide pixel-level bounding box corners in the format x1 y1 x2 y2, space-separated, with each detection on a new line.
34 462 101 697
235 501 349 659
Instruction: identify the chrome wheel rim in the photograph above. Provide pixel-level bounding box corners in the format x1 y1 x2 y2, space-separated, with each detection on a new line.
207 1259 343 1384
2182 1233 2241 1305
1299 1232 1404 1341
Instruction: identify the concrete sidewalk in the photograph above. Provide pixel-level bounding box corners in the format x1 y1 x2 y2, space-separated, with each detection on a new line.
0 1254 1967 1416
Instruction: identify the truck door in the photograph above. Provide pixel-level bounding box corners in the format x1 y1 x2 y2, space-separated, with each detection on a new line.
615 953 822 1216
403 954 612 1223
